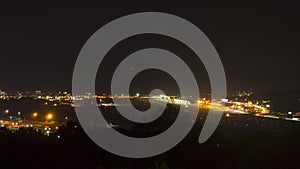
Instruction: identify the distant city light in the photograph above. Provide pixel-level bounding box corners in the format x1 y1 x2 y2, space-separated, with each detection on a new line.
32 112 38 118
5 109 9 113
46 113 53 120
221 99 229 103
288 111 292 115
226 113 230 117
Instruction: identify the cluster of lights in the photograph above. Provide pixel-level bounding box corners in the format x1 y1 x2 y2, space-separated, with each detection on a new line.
44 127 52 136
0 109 62 135
25 124 33 127
0 120 4 128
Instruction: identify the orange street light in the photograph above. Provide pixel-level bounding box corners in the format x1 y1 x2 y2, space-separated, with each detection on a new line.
32 112 38 118
46 113 53 121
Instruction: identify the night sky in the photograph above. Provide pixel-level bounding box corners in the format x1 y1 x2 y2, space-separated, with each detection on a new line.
0 2 299 94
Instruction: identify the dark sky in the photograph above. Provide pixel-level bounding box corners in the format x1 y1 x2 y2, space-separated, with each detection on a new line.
0 1 299 94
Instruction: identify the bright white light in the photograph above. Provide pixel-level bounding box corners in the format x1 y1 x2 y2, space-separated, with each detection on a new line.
288 111 292 115
221 99 228 103
266 104 270 108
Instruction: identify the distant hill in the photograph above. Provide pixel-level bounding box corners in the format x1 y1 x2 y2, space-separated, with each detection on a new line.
251 90 300 112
